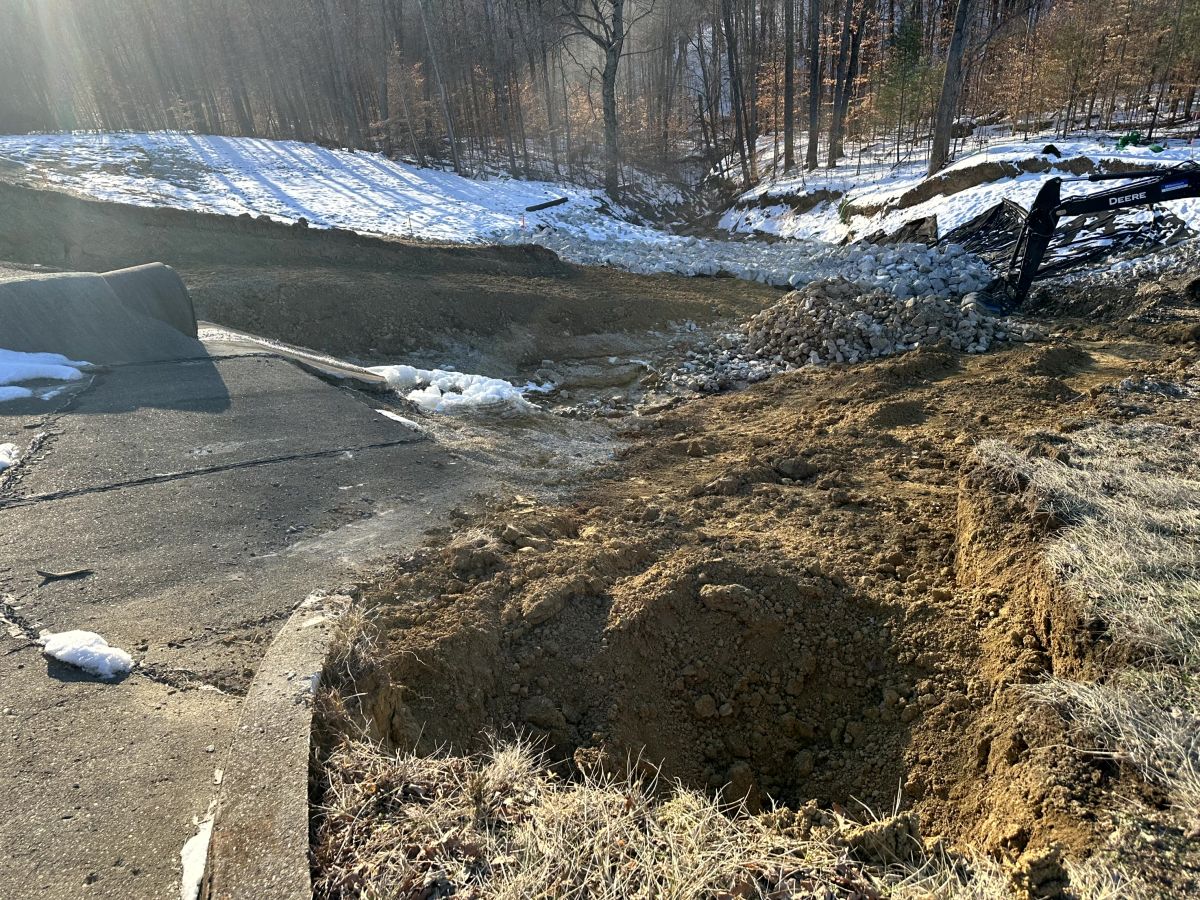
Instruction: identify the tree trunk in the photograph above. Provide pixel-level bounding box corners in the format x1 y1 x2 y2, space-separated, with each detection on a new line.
828 0 865 167
928 0 972 176
784 0 796 171
1147 0 1186 140
601 42 621 196
805 0 821 170
417 0 461 172
721 0 751 185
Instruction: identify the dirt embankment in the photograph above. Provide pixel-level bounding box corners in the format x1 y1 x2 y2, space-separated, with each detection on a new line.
331 331 1195 877
0 182 777 370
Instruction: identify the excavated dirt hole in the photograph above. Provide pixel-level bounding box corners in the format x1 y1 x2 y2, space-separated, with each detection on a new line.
361 538 913 816
334 340 1147 858
342 465 1109 861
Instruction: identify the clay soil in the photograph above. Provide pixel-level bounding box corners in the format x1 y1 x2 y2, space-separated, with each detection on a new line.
340 292 1198 892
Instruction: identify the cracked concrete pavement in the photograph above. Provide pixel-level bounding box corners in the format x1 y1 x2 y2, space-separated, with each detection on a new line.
0 335 589 898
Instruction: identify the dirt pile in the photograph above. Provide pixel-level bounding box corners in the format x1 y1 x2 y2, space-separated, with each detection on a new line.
323 326 1200 889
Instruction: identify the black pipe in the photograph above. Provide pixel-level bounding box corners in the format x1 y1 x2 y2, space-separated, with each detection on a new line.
525 197 569 212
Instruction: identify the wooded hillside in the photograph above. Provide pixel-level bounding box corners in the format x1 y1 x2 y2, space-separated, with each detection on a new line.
2 0 1196 191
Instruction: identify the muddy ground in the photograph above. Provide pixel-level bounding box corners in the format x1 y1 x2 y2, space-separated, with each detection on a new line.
335 277 1199 893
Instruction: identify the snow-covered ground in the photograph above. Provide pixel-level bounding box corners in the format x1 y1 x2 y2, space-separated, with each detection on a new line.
0 131 666 246
722 132 1200 242
0 131 995 296
0 348 90 403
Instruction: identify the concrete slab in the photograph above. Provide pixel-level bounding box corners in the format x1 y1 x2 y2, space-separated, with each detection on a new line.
0 644 238 899
2 353 420 498
0 343 496 898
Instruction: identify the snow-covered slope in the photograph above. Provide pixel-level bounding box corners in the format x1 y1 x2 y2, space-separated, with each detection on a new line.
0 131 666 246
721 133 1200 242
0 131 1001 297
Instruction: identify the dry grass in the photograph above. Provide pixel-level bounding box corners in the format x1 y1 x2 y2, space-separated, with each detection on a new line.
310 735 1138 899
314 599 389 738
976 423 1200 827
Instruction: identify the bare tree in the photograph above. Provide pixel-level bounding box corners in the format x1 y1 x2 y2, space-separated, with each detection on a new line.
805 0 822 170
928 0 971 175
827 0 867 167
560 0 654 196
784 0 796 171
721 0 752 185
418 0 463 172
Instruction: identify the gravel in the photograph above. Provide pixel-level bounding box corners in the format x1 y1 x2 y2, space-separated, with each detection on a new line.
1057 236 1200 289
745 278 1047 364
663 277 1047 394
506 225 995 297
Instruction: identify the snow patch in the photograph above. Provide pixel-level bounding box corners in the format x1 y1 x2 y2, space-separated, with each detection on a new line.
376 409 425 430
369 364 547 414
0 348 90 403
0 386 34 403
0 443 19 472
180 814 214 900
39 630 135 679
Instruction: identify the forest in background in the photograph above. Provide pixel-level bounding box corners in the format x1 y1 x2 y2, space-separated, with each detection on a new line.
1 0 1197 195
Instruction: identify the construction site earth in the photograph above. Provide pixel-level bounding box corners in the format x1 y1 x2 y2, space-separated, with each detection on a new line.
2 181 1199 899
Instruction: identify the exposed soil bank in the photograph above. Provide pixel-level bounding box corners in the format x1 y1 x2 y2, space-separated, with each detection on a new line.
334 331 1197 885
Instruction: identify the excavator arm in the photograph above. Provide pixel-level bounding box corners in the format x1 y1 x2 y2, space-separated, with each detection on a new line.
995 164 1200 309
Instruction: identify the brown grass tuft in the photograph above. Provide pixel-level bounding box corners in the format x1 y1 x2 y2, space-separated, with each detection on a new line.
311 736 1139 899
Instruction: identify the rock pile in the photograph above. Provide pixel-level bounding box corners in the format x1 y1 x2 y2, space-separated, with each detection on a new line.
661 277 1047 394
745 277 1046 367
666 333 774 394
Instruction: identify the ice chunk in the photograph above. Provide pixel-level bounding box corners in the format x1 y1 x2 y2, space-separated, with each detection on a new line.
369 364 543 414
40 630 135 679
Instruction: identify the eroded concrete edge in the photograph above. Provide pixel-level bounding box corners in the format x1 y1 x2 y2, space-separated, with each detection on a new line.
202 592 346 900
